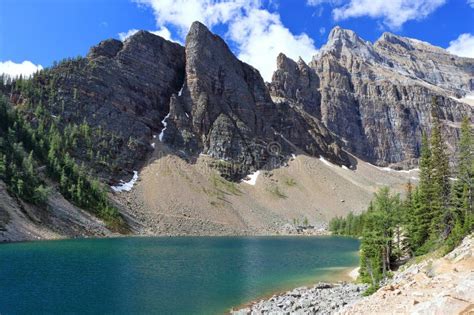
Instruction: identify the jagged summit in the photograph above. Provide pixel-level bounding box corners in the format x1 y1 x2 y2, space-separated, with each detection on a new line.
15 21 473 179
87 38 123 59
163 22 351 179
327 26 359 42
319 26 381 61
269 25 474 168
376 32 416 51
186 21 224 48
375 31 449 56
2 19 473 240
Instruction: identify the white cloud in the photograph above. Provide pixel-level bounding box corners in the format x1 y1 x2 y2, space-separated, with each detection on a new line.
118 29 139 41
118 27 175 42
468 0 474 8
228 8 317 81
332 0 447 29
134 0 318 82
0 60 43 79
135 0 257 36
151 28 173 40
447 33 474 58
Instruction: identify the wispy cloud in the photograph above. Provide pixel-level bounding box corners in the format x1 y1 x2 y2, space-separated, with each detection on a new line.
118 27 175 42
0 60 43 79
308 0 447 30
227 7 317 81
447 33 474 58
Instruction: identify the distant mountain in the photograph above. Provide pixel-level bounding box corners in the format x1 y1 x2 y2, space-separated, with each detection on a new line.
270 26 474 168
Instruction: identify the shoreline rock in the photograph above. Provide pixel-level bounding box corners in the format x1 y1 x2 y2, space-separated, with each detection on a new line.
338 234 474 314
231 235 474 315
230 282 368 315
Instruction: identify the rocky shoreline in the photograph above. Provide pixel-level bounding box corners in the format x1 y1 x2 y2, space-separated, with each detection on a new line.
231 235 474 315
230 282 368 315
339 234 474 314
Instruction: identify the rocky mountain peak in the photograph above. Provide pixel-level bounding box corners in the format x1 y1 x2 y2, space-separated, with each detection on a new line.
327 26 359 43
373 30 474 95
161 22 351 178
124 29 154 41
186 21 226 51
297 57 308 68
24 21 472 182
320 26 380 61
270 26 473 168
276 53 298 72
375 31 448 56
376 32 415 51
87 38 123 59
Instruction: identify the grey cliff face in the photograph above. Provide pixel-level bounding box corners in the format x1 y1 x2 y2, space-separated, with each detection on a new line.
19 23 473 182
41 31 185 179
269 54 321 117
270 26 474 168
164 22 350 179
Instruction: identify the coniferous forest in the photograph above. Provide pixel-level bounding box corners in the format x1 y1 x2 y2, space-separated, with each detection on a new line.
0 71 123 228
330 102 473 293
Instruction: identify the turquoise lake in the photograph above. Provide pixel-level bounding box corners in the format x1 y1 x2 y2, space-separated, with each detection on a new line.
0 236 359 314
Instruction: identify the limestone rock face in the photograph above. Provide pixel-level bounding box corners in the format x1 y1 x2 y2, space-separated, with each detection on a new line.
164 22 350 178
42 31 185 179
270 53 321 117
270 26 474 167
375 32 474 94
21 23 473 182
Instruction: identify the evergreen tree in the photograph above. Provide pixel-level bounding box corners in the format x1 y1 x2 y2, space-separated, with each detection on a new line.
447 116 473 247
412 134 432 250
429 105 451 238
402 181 415 255
358 187 401 290
456 117 473 215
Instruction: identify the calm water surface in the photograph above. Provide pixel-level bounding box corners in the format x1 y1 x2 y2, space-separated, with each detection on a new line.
0 236 359 314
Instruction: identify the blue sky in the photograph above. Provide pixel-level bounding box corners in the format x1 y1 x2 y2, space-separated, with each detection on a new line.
1 0 473 81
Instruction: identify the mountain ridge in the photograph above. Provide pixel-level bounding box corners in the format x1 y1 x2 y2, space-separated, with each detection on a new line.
272 25 473 168
0 22 472 241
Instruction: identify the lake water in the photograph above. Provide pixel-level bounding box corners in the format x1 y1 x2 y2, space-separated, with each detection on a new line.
0 236 359 314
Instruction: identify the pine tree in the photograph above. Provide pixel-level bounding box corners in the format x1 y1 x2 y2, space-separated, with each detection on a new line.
429 106 451 238
457 117 473 215
359 223 384 290
400 181 414 256
358 187 401 290
449 116 473 247
413 134 432 250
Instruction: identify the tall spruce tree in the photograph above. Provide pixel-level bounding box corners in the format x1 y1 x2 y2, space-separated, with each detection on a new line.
450 116 473 242
457 117 473 214
413 133 433 250
429 100 451 239
402 181 415 255
359 187 401 290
